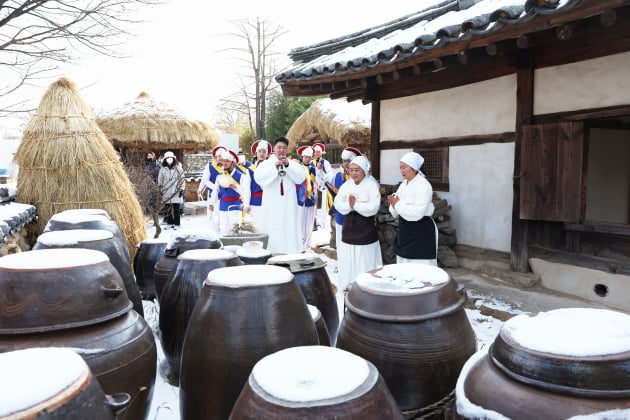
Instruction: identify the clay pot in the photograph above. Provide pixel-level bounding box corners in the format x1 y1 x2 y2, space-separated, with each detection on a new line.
0 311 157 420
179 265 319 420
0 248 131 333
0 347 130 420
308 304 331 346
230 346 404 419
235 241 271 265
34 229 144 317
266 254 339 345
337 264 477 415
159 249 242 379
133 237 169 300
153 230 222 302
456 308 630 419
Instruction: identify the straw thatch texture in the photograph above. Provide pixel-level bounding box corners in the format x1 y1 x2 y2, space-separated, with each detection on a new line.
14 77 146 258
96 92 220 152
286 98 371 151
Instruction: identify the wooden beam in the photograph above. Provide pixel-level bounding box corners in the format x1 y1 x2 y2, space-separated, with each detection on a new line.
600 9 617 26
516 34 528 49
329 87 364 100
371 100 381 179
533 105 630 124
379 132 515 149
529 245 630 276
556 24 573 41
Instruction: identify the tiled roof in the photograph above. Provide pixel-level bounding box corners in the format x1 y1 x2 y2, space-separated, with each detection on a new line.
0 201 37 244
276 0 579 84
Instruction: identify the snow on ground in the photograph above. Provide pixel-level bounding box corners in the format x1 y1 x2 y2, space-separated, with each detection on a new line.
144 211 510 420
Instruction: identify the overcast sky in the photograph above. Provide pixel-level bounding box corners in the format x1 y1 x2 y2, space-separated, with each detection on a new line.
1 0 425 136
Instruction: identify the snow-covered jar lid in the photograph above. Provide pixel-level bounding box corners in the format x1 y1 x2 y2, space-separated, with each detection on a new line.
36 229 113 247
250 346 372 403
488 308 630 397
59 208 111 219
307 304 322 322
345 264 464 321
177 249 235 261
0 347 91 418
207 265 293 287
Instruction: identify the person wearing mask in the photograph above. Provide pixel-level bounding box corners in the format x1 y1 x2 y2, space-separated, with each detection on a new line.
157 151 185 230
312 143 332 229
248 139 271 233
325 147 362 250
334 155 382 291
296 145 318 251
387 152 437 265
254 137 306 254
209 149 251 235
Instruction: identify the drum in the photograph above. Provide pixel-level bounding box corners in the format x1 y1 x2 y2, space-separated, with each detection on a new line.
266 253 339 345
34 229 144 317
0 249 156 420
456 308 630 419
337 264 477 417
133 237 169 300
0 249 131 333
159 249 242 379
308 304 331 346
179 265 319 420
236 241 271 265
0 347 129 420
230 346 404 419
153 229 222 302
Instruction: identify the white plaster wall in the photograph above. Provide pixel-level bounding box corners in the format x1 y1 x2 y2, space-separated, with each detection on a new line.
380 75 516 140
442 143 515 252
534 51 630 115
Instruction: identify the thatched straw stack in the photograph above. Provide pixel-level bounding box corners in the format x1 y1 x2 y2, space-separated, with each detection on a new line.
14 77 146 258
286 98 371 151
96 91 220 152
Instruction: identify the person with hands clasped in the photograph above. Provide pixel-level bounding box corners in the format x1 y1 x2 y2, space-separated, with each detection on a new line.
333 155 383 291
388 152 438 265
209 149 251 235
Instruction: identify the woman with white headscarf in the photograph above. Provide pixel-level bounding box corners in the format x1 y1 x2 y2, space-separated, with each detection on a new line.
387 152 437 265
333 155 383 291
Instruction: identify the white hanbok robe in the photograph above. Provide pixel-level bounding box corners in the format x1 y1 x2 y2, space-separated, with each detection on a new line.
254 155 306 254
334 177 383 290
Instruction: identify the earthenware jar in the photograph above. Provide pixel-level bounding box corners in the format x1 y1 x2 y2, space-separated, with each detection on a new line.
337 263 477 417
159 249 242 379
33 229 144 317
0 249 157 420
133 237 169 300
0 347 130 420
308 304 331 346
456 308 630 419
266 253 339 345
229 346 404 419
180 264 319 420
153 229 222 301
235 240 271 265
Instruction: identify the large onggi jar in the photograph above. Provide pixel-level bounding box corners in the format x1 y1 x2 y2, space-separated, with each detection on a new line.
179 264 319 420
229 346 404 419
266 253 339 345
0 249 157 420
456 308 630 419
0 347 129 419
133 237 169 300
336 263 477 417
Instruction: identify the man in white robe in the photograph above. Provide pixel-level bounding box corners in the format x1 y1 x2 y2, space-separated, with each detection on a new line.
254 137 306 254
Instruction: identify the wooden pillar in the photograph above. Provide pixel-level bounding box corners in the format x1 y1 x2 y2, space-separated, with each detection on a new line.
510 51 534 272
370 100 381 180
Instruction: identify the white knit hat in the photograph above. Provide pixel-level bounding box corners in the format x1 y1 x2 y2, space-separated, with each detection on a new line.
350 156 369 175
256 140 270 152
221 149 236 162
400 152 424 174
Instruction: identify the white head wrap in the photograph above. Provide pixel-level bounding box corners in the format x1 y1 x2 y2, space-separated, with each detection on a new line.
341 149 358 160
313 144 324 153
301 147 313 157
400 152 424 175
221 149 236 162
256 140 270 152
350 156 369 175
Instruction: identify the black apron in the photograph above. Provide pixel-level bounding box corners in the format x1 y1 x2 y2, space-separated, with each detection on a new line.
393 215 437 259
342 212 378 245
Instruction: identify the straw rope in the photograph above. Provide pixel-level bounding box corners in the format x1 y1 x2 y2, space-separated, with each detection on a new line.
401 389 455 420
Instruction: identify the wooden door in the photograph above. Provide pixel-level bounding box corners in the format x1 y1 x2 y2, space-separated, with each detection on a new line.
520 122 584 222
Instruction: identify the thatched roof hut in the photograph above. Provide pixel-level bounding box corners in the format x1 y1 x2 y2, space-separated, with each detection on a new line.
14 77 146 258
286 98 371 152
96 91 220 160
